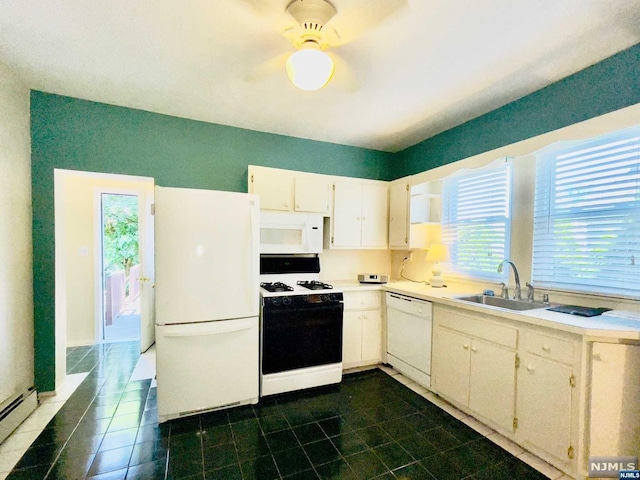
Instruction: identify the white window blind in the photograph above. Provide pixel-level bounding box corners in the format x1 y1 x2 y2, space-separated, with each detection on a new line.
532 127 640 296
442 159 512 281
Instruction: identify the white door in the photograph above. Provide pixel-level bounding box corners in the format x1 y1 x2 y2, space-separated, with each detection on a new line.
332 182 362 247
361 184 388 248
468 339 516 432
154 187 259 325
517 353 572 462
294 176 330 214
138 192 155 352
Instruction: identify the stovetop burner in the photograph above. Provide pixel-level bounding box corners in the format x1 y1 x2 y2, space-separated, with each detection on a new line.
260 282 294 293
297 280 334 291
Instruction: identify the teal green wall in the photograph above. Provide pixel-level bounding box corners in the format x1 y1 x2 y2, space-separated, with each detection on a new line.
31 41 640 391
392 42 640 178
30 92 390 391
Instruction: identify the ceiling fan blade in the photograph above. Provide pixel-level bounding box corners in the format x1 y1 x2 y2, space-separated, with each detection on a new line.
325 0 409 46
245 52 290 83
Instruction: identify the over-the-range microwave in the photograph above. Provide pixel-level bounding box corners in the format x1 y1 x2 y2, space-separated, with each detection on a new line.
260 212 323 254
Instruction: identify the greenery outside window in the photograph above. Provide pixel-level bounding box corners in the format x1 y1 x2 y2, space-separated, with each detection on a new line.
532 126 640 297
442 158 513 281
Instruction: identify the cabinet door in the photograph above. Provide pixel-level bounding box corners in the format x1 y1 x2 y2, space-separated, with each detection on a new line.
432 328 470 406
517 353 573 463
294 176 330 214
342 310 363 367
332 182 363 247
469 339 516 432
361 184 388 248
251 168 294 211
361 309 382 364
590 343 640 456
389 182 409 248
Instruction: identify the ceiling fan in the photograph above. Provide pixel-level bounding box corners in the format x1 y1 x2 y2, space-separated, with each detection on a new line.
246 0 409 91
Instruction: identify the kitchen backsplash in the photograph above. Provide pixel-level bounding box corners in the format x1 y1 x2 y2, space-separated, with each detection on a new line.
320 249 391 282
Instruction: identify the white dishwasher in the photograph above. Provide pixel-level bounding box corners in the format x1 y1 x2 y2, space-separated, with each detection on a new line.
386 292 433 388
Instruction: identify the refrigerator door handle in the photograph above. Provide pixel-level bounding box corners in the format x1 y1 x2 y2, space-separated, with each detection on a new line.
161 318 256 337
250 201 259 296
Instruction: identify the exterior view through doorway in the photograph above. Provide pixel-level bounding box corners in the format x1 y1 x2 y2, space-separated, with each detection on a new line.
100 193 141 341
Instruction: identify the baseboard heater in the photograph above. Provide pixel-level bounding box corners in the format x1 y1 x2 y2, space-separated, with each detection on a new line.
0 388 37 444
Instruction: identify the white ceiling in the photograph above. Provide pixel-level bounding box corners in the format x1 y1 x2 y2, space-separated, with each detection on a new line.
1 0 639 153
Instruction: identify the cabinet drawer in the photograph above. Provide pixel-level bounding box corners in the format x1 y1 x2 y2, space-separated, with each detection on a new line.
438 308 517 349
521 331 575 365
344 291 381 310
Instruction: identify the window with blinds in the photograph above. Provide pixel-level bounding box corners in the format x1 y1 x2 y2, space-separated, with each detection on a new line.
532 127 640 296
442 159 513 281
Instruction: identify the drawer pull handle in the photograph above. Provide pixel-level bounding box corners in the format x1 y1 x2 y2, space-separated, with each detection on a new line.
463 344 469 350
526 365 535 372
593 353 602 361
471 346 478 353
542 345 551 352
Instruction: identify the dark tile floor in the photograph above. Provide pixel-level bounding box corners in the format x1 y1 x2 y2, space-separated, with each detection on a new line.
7 342 550 479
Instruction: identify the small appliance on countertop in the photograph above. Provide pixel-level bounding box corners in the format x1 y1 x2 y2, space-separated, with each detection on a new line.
358 273 388 284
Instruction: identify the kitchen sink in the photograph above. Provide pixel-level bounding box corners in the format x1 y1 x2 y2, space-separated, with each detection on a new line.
454 294 549 311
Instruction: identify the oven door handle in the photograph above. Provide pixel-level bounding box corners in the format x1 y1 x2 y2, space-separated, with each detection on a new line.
160 319 256 337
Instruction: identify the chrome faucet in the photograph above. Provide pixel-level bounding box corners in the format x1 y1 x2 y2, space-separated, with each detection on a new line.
497 260 521 300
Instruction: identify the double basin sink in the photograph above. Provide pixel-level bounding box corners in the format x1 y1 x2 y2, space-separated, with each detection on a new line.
455 294 549 311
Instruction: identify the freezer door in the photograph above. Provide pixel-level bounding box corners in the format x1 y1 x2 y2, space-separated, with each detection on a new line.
156 318 259 422
155 187 260 324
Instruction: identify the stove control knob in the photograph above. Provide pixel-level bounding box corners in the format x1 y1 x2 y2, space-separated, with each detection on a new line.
271 298 281 306
282 296 292 305
321 294 331 303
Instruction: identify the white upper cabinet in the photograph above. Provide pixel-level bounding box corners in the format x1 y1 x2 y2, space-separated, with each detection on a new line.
389 179 441 250
388 181 409 248
331 181 388 249
294 176 331 214
248 165 330 214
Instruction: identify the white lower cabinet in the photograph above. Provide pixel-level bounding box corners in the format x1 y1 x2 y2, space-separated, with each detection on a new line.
432 304 594 478
589 342 640 458
517 352 573 464
342 291 382 369
469 338 516 432
516 329 578 466
432 308 516 432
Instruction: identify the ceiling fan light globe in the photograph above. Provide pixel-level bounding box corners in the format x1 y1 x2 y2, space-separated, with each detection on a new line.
286 49 334 91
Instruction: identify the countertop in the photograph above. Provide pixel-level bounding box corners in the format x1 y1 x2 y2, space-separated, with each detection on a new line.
323 279 640 341
383 281 640 341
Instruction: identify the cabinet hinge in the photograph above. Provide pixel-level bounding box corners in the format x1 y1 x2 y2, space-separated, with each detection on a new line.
569 374 576 388
331 236 334 244
515 355 520 369
405 184 409 191
513 417 518 430
332 184 335 191
150 203 155 216
567 445 575 459
250 173 253 183
404 236 408 244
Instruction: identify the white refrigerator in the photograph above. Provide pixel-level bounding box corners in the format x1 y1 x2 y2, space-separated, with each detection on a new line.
154 186 260 422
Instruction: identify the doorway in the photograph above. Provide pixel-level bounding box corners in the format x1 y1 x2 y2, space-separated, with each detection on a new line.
54 169 156 392
100 192 141 341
